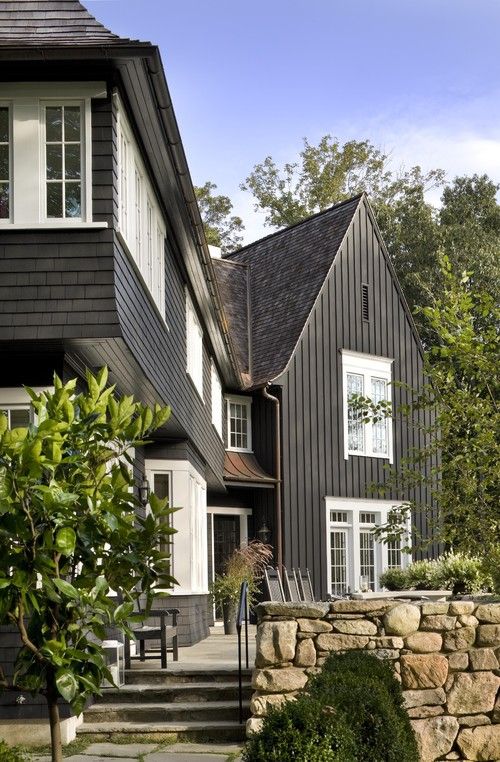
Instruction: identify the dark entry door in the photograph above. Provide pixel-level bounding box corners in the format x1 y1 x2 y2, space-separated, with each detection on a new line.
213 515 240 577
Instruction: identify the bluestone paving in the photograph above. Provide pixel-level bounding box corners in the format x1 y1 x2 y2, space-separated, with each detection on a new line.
160 744 243 754
83 744 158 757
144 755 228 762
64 757 137 762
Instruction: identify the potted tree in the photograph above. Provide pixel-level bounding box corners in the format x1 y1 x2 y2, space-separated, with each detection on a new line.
210 541 273 634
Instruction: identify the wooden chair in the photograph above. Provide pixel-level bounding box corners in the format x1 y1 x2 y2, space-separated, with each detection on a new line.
283 568 301 602
296 568 315 602
124 606 179 670
263 566 286 602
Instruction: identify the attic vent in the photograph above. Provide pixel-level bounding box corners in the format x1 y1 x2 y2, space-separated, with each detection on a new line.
361 283 369 321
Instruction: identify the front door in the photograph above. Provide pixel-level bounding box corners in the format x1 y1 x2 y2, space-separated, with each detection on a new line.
213 514 240 577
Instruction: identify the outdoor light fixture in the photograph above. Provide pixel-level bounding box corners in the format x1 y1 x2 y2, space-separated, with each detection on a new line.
258 522 271 544
138 474 150 507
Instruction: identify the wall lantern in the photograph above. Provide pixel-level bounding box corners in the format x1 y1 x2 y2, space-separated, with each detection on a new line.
138 475 150 507
258 522 271 544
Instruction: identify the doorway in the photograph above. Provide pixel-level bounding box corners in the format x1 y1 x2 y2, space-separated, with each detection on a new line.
213 515 240 577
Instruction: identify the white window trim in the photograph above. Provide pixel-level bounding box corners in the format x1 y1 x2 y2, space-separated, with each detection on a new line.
186 291 204 399
325 497 411 595
211 361 223 439
341 349 394 463
226 394 252 453
0 82 107 229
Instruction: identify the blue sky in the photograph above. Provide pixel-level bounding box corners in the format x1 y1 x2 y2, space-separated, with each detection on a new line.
87 0 500 242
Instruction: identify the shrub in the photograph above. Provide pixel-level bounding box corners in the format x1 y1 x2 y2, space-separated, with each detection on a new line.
243 652 419 762
406 559 442 590
0 741 30 761
379 567 411 591
436 552 492 595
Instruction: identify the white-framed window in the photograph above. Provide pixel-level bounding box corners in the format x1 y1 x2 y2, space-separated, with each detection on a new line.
150 471 174 585
0 82 107 228
326 498 410 595
116 95 166 319
0 405 31 429
211 361 223 438
226 395 252 452
342 350 394 462
186 292 203 397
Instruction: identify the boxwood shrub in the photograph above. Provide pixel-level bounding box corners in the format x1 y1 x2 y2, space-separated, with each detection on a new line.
243 651 419 762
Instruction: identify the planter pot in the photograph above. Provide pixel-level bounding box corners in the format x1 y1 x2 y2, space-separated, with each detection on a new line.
222 600 237 635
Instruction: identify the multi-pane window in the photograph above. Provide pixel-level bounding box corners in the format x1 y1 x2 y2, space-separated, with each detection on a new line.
359 530 376 591
152 472 174 581
211 362 223 438
1 407 30 429
227 396 252 451
342 351 393 461
134 167 142 255
186 294 203 396
45 105 82 219
330 529 348 596
0 106 9 220
387 539 402 569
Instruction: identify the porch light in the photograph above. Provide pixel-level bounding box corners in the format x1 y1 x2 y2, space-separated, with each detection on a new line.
138 475 150 507
258 522 271 544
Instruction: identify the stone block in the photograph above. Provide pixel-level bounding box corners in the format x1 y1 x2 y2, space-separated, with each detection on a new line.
457 725 500 761
252 667 308 693
407 705 444 718
476 624 500 646
420 615 457 631
405 632 443 653
316 633 369 651
400 653 449 689
384 603 421 636
297 618 332 633
255 602 328 619
256 621 298 667
294 638 316 667
446 672 500 715
493 695 500 723
458 715 491 727
250 692 295 716
85 745 157 758
371 636 404 649
411 716 459 762
372 648 400 660
449 601 476 616
468 647 499 671
443 626 476 652
331 619 377 636
474 603 500 623
421 602 450 615
246 717 264 736
403 688 446 709
447 652 469 670
330 599 396 615
458 614 478 627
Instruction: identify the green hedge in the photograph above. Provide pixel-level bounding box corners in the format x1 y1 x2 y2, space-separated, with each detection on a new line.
243 652 419 762
379 552 492 594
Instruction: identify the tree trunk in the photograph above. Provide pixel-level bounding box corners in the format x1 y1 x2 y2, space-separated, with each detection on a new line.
46 682 62 762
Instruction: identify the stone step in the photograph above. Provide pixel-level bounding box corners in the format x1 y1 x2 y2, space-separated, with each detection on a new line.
125 668 252 685
100 682 252 704
84 700 251 724
77 720 247 743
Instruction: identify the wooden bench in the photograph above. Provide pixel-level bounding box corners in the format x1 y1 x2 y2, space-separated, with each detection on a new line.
124 607 179 669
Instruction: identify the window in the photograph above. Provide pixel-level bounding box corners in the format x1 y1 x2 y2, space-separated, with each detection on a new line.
152 472 174 583
117 98 166 318
342 350 393 462
326 498 410 595
0 82 106 227
211 362 223 438
186 293 203 397
226 395 252 452
0 106 10 219
1 406 30 429
361 283 369 321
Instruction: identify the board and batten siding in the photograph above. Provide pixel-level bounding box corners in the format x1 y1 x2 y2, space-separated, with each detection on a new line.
279 198 432 599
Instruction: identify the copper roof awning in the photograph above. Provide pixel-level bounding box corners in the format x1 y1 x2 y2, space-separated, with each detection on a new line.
224 451 276 488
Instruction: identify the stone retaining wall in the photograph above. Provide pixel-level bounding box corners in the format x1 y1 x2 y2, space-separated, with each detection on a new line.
249 599 500 761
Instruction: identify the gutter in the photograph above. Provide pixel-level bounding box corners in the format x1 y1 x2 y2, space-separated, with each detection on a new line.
261 385 283 571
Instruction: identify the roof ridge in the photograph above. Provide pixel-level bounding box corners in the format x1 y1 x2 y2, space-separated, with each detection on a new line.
224 193 364 259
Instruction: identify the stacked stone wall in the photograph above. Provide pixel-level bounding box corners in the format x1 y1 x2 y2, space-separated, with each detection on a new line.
250 600 500 761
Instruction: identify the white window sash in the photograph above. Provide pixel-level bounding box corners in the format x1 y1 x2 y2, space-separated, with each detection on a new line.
211 362 223 438
225 394 252 453
186 293 203 397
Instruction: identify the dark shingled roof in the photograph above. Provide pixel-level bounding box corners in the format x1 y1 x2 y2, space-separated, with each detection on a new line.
0 0 147 47
212 258 250 382
225 195 362 387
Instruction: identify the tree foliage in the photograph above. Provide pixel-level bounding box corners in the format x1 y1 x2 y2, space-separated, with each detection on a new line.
195 181 244 253
0 368 174 761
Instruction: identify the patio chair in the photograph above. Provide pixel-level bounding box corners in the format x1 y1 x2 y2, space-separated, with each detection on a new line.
283 567 301 602
263 566 286 602
296 568 315 602
124 605 179 670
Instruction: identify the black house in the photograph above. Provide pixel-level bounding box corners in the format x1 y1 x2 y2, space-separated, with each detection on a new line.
0 0 430 694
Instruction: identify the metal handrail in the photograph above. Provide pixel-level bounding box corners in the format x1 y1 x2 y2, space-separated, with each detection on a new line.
236 580 249 724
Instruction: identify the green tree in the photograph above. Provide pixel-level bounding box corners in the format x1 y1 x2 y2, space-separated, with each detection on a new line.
0 369 174 761
370 258 500 581
195 181 245 253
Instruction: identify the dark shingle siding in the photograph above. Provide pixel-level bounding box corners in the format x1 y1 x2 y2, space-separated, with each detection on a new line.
0 0 148 47
226 196 362 387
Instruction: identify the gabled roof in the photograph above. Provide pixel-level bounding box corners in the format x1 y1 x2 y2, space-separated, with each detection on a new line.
0 0 146 47
223 195 362 387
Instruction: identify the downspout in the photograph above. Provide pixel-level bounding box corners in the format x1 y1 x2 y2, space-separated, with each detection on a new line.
261 385 283 571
